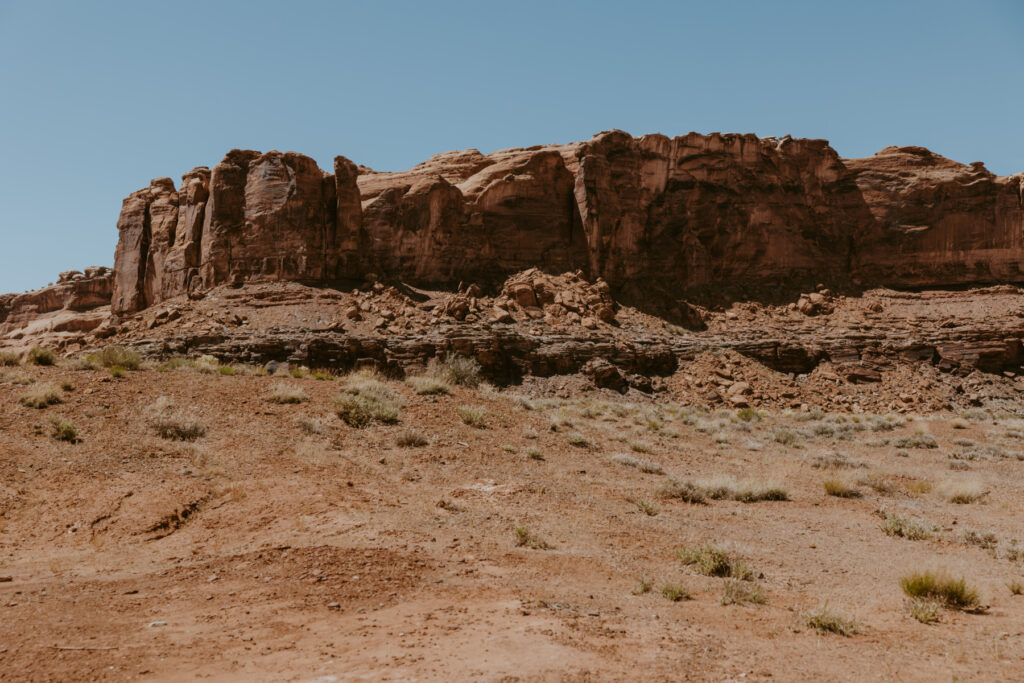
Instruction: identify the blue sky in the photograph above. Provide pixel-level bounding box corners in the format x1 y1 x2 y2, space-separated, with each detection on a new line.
1 0 1021 293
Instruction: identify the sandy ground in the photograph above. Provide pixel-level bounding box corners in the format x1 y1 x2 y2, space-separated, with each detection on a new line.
1 361 1023 681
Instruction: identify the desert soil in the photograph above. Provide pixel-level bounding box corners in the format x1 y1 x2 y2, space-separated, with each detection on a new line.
1 361 1023 681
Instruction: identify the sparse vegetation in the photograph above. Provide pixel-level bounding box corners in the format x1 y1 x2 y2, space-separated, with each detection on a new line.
108 365 125 378
513 526 551 550
438 353 482 388
49 416 79 442
635 499 658 516
396 429 429 447
661 583 691 602
405 374 451 395
267 382 309 404
938 479 985 504
721 579 766 606
823 479 861 498
0 351 20 366
879 512 933 540
907 599 942 624
632 577 653 595
693 476 789 502
806 606 860 636
773 428 799 446
656 479 707 504
900 571 980 611
334 371 401 426
526 447 544 461
19 384 62 408
610 453 663 474
92 345 140 370
893 433 938 449
146 396 207 441
678 544 753 580
296 416 325 435
456 406 487 428
27 346 55 366
1009 580 1023 596
566 432 589 447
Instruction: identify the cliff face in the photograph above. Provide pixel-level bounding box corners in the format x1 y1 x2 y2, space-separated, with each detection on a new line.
108 130 1024 316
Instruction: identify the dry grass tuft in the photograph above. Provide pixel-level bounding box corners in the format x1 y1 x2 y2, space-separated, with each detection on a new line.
27 347 55 366
49 416 79 442
0 350 20 366
678 544 753 580
610 453 664 474
823 479 862 498
456 406 487 428
879 512 933 540
806 606 861 636
900 571 980 611
937 479 986 504
146 397 207 441
267 382 309 404
19 384 62 409
405 374 451 396
396 429 429 447
513 526 551 550
721 579 766 606
694 476 789 502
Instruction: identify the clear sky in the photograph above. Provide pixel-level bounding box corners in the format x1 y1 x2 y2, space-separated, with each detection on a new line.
1 0 1022 293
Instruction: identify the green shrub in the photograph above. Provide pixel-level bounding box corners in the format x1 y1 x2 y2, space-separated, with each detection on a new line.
907 599 942 623
218 365 236 376
109 365 125 378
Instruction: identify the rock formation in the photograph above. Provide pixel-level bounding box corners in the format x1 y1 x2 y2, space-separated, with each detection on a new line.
106 130 1024 318
0 267 113 341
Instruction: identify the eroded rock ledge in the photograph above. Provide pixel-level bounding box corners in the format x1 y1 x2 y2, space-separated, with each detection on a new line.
109 130 1024 317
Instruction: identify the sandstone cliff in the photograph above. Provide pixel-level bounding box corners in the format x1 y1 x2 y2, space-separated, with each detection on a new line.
99 130 1021 317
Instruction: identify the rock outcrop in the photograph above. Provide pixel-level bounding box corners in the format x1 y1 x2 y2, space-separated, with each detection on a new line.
0 268 113 346
109 130 1024 319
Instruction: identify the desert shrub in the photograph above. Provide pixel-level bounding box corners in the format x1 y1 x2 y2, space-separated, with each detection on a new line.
93 345 140 370
311 370 335 381
907 599 942 623
513 526 551 550
772 428 799 446
721 579 766 606
808 452 864 469
0 351 20 366
1009 580 1023 596
900 571 980 610
806 606 860 636
456 406 487 428
894 433 938 449
695 476 789 502
823 479 861 498
526 447 544 461
736 407 759 422
193 355 221 374
879 512 933 540
334 393 399 427
634 499 658 516
290 366 309 379
109 365 125 378
438 353 482 388
267 383 309 404
27 347 55 366
19 384 62 408
656 479 707 504
334 371 401 426
959 529 998 550
938 479 986 504
49 416 79 442
610 453 664 474
296 416 325 435
396 429 429 447
146 397 207 441
632 577 653 595
566 432 589 448
405 374 450 395
857 473 896 495
661 583 691 602
218 365 236 376
678 544 753 580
